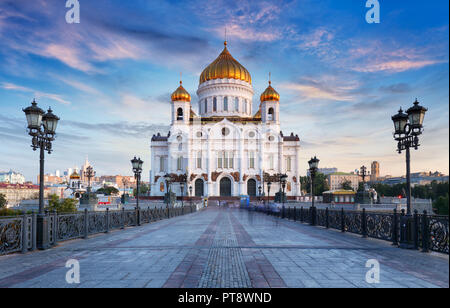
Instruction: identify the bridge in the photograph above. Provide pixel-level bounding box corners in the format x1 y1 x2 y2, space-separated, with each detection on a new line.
0 205 448 288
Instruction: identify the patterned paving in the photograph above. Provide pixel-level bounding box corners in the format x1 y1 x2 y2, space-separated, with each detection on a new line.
0 206 448 288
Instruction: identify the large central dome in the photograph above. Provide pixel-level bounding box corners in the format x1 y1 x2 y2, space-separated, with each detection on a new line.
199 41 251 85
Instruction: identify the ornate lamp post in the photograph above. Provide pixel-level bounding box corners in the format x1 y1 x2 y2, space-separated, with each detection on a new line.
391 99 427 248
189 185 193 206
23 99 59 250
258 185 262 201
180 182 185 207
131 156 143 225
280 174 287 208
308 156 320 226
164 173 172 207
267 181 272 205
84 166 95 193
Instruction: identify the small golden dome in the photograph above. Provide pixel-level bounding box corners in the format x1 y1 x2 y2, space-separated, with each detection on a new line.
171 81 191 102
199 41 251 84
260 81 280 102
70 172 80 179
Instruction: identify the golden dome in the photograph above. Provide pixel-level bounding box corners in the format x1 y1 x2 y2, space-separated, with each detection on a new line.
171 81 191 102
260 81 280 102
199 41 251 84
70 171 80 179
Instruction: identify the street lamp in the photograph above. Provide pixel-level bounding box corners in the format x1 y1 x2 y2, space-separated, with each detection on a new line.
308 156 320 226
258 185 262 201
391 99 427 248
280 174 287 208
189 185 193 206
180 181 185 207
131 156 143 225
391 99 427 214
267 181 272 205
84 166 95 193
23 99 59 250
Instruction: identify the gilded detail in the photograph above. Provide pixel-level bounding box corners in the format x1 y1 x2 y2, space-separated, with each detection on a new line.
199 41 251 85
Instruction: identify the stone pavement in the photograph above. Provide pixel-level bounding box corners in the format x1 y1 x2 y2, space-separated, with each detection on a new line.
0 206 448 288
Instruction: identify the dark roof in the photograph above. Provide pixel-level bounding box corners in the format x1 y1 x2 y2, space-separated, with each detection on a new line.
283 132 300 142
151 133 168 142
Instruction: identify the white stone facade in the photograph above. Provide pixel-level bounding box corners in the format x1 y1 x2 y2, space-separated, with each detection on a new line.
150 47 301 198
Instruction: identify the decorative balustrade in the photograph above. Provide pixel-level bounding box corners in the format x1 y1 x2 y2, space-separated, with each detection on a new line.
250 204 448 255
0 204 197 256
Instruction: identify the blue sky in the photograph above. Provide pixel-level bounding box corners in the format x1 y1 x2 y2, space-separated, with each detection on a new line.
0 0 448 182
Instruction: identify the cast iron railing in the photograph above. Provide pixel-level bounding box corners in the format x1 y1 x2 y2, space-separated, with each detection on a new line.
0 204 197 256
250 205 449 254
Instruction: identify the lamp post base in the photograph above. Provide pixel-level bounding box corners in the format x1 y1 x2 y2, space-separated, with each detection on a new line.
399 215 415 249
36 214 50 250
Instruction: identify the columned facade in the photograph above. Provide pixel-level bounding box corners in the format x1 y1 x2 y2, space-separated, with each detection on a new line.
150 42 301 198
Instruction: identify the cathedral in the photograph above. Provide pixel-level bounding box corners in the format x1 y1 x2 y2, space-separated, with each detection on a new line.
150 42 301 198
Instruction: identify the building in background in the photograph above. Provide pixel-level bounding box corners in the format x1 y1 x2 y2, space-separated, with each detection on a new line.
371 161 380 182
307 167 338 177
98 175 136 189
37 174 65 186
327 173 359 192
0 170 26 184
0 183 50 208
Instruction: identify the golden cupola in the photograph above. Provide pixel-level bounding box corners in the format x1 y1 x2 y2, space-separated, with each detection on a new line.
260 81 280 102
171 81 191 102
199 41 251 84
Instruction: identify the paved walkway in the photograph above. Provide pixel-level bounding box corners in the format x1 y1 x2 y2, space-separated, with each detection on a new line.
0 206 448 288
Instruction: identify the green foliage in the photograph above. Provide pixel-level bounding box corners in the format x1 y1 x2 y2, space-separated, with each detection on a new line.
96 186 120 196
300 173 330 196
341 180 353 191
133 183 149 197
46 194 77 213
373 181 449 200
0 208 34 216
433 194 449 215
0 193 6 209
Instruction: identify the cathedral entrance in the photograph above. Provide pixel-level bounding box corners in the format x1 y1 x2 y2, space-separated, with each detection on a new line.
247 179 257 196
219 177 232 196
195 179 204 197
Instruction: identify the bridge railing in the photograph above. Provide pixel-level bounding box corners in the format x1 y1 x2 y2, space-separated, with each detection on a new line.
249 205 449 255
0 204 197 256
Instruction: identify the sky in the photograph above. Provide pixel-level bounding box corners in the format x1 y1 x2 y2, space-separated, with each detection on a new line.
0 0 448 183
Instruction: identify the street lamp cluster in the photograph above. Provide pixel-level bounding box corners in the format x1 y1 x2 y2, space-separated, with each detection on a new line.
391 99 427 249
131 156 143 225
23 99 60 249
308 156 320 226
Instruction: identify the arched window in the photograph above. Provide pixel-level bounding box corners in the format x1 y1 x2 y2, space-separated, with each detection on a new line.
159 156 165 172
244 99 247 113
177 157 183 170
249 151 255 169
178 143 182 151
197 151 202 169
286 156 292 172
213 97 217 111
223 97 228 111
204 99 208 113
268 107 274 121
235 97 239 111
177 108 183 121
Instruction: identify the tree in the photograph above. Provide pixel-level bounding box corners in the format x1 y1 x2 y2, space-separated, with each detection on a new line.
341 180 353 191
433 194 449 215
96 186 119 196
300 173 329 196
0 193 7 209
133 183 149 197
46 194 77 213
